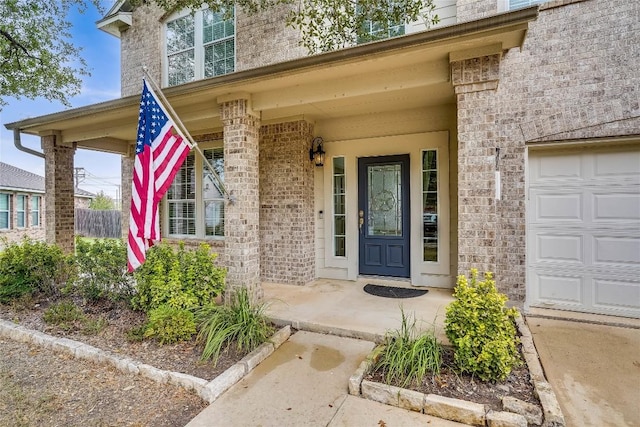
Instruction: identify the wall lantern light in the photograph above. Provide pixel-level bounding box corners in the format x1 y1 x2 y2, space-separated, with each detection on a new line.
310 136 325 167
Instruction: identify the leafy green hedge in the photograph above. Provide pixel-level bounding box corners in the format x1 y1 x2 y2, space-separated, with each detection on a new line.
445 269 520 382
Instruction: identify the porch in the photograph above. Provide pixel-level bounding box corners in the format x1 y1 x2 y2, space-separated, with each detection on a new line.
263 279 455 343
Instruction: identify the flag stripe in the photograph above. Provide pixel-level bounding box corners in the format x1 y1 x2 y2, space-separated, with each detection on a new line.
127 79 191 272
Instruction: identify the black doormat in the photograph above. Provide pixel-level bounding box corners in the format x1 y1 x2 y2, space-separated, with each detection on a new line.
363 284 428 299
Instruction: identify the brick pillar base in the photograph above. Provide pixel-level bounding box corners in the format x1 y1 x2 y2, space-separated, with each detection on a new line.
42 134 75 254
220 97 263 303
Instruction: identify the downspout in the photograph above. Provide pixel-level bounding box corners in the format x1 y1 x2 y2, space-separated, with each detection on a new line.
13 128 45 158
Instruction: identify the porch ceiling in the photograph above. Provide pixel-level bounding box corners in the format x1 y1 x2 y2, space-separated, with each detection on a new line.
4 7 537 154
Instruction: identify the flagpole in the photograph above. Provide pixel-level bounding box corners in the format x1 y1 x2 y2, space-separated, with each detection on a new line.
141 67 234 204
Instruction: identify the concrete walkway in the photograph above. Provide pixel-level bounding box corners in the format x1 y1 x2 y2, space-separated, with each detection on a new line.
186 330 466 427
528 317 640 427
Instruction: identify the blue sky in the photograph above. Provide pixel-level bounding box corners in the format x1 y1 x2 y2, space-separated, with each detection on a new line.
0 1 124 201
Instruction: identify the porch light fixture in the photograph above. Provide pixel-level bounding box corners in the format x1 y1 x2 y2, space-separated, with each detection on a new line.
310 136 325 167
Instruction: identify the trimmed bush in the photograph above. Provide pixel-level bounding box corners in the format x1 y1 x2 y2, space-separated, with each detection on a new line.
144 305 197 344
74 237 134 303
445 269 520 382
0 238 74 303
132 242 225 312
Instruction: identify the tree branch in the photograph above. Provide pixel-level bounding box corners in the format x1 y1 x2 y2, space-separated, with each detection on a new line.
0 29 43 65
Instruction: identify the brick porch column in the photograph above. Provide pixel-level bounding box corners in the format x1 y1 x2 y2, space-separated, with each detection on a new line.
42 134 76 254
219 96 263 302
452 54 501 281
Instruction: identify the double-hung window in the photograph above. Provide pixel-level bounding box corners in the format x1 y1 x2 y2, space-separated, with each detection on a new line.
356 3 405 44
0 193 9 229
166 144 225 239
31 196 40 227
165 8 235 87
16 195 26 228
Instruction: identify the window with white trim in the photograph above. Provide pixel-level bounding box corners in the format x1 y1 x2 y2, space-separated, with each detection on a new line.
508 0 544 10
16 195 26 228
356 3 405 44
31 196 40 227
0 193 9 229
333 157 346 257
165 8 235 87
166 144 225 239
422 150 438 262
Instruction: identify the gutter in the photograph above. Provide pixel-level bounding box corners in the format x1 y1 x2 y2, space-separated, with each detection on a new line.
13 128 44 159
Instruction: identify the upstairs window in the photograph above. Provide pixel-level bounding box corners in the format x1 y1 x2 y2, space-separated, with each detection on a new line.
165 8 235 87
509 0 545 10
356 3 405 44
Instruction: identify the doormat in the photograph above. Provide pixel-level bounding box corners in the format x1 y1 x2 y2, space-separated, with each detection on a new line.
363 284 428 299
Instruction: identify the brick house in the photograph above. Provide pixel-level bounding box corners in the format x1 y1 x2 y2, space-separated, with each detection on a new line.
4 0 639 318
0 162 95 247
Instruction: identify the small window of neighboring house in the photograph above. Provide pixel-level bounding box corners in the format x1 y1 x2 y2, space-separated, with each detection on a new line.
31 196 40 227
16 195 26 228
0 193 9 229
509 0 545 10
166 145 225 239
357 3 405 44
165 8 235 87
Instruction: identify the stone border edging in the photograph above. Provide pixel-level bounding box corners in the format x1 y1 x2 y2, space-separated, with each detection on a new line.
0 319 291 404
347 313 566 427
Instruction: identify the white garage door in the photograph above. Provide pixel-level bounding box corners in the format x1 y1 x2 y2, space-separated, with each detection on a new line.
527 144 640 318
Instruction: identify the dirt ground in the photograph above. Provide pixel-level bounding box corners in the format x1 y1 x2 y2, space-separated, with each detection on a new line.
0 298 247 427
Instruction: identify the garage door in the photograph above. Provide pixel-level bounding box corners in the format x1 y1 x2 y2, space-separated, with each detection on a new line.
527 145 640 318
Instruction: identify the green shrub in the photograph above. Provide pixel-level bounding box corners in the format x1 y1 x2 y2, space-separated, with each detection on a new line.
43 301 86 331
374 308 442 387
74 237 133 303
143 305 196 344
0 238 74 303
196 289 274 363
444 269 520 382
132 243 225 312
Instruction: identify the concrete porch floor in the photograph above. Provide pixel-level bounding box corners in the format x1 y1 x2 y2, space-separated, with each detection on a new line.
263 278 455 343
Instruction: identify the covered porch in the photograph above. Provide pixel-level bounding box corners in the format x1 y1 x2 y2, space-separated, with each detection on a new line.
4 8 537 301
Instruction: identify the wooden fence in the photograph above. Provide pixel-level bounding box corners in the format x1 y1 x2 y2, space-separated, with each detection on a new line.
75 209 122 238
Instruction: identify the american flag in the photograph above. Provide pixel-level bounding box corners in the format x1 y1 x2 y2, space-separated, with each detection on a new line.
127 80 191 271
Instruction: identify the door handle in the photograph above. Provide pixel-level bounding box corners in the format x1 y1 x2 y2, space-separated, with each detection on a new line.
359 210 364 234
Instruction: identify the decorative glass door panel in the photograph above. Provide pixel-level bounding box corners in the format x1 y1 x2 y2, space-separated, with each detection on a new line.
358 155 410 277
367 164 402 237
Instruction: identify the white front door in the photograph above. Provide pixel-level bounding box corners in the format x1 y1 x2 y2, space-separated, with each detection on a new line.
527 144 640 318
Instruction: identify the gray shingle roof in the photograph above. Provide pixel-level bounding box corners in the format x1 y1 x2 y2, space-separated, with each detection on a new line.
0 162 96 198
0 161 45 192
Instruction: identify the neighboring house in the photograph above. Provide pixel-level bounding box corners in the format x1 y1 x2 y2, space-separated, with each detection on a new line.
4 0 639 318
0 162 95 246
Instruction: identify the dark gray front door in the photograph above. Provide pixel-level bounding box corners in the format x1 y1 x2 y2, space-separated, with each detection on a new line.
358 155 410 277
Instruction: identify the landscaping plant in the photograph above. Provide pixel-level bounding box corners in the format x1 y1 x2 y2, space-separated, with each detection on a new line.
143 305 197 344
0 238 74 303
132 242 225 312
373 308 442 387
74 237 134 303
196 288 274 364
444 269 520 382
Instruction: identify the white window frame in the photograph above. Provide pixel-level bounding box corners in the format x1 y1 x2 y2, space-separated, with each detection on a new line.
16 194 26 228
31 195 40 227
499 0 545 12
0 193 9 229
164 140 225 240
332 156 346 257
162 7 236 87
